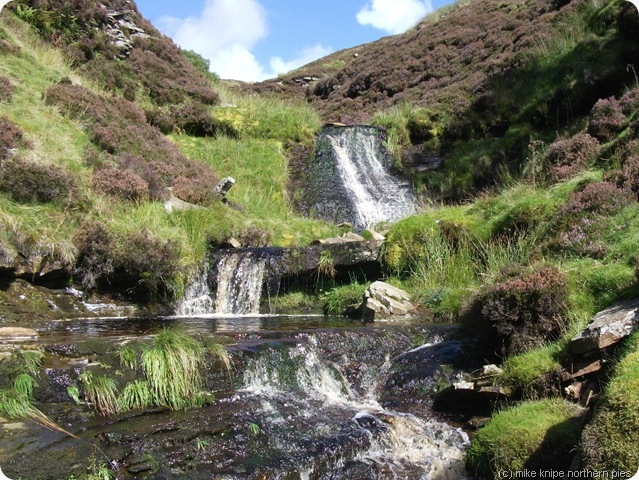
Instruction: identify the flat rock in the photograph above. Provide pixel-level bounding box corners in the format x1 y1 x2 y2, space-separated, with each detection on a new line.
0 327 38 340
570 299 639 355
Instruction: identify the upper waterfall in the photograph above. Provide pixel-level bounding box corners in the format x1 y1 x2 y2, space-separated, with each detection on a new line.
310 126 417 229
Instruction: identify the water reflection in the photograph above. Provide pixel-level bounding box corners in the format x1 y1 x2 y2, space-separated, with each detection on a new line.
27 314 376 345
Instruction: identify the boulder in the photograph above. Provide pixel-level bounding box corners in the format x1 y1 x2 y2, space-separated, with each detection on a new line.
164 187 205 213
570 299 639 355
361 281 415 321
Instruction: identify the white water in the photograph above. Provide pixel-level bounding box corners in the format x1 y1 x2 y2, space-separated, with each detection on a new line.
175 264 215 316
242 336 469 479
214 252 266 315
326 128 417 228
175 252 267 316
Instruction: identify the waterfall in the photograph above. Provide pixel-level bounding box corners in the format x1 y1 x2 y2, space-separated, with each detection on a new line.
175 251 267 316
241 335 469 478
175 264 214 316
214 251 266 315
313 126 417 229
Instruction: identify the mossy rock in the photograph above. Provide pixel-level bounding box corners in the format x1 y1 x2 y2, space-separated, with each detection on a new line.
466 399 584 479
579 337 639 471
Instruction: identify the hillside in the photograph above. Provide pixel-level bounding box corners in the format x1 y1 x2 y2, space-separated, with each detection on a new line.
254 0 639 199
0 0 335 304
1 0 639 477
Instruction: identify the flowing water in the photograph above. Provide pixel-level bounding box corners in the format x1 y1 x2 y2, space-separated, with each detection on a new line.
214 252 267 315
175 251 269 317
239 333 469 479
314 126 417 229
4 311 471 479
175 263 215 317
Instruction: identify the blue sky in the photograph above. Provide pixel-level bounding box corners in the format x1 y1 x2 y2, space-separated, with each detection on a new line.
134 0 456 82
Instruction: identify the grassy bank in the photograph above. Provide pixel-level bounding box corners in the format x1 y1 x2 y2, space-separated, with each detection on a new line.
0 11 334 301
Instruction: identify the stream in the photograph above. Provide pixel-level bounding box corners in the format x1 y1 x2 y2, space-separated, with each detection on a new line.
1 315 470 480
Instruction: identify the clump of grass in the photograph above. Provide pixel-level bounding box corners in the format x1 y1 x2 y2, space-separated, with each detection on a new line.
118 380 152 412
118 343 138 370
317 249 336 279
79 371 118 416
466 399 584 479
498 342 564 399
0 350 41 419
207 342 233 374
140 327 205 410
323 281 367 315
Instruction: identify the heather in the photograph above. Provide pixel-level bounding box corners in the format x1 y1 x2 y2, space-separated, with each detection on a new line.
0 9 334 300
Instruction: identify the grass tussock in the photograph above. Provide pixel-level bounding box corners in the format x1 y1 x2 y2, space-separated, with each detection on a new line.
78 371 118 416
466 399 584 479
140 328 205 410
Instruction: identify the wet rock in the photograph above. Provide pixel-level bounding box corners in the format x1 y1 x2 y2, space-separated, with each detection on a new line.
126 454 155 474
570 299 639 355
361 281 415 321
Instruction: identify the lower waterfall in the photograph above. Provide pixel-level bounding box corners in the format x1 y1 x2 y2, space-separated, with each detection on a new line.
214 251 266 315
241 334 469 479
175 263 215 317
175 251 267 316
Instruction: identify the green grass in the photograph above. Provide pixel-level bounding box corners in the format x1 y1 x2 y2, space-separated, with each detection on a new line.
0 350 42 419
580 332 639 471
118 380 153 412
140 328 205 410
79 371 119 416
323 281 367 315
466 399 584 479
212 88 322 143
171 134 337 247
498 343 563 398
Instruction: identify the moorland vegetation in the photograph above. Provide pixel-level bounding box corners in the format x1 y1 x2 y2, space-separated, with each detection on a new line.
1 0 639 478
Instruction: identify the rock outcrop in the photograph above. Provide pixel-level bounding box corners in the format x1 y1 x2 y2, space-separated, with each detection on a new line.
569 299 639 355
361 281 415 321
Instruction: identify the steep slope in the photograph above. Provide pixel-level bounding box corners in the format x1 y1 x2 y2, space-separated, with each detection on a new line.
253 0 639 199
0 1 333 304
251 0 566 122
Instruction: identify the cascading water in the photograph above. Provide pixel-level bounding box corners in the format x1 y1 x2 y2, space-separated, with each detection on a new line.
175 264 215 316
175 251 267 316
241 334 469 479
312 126 418 229
214 251 266 315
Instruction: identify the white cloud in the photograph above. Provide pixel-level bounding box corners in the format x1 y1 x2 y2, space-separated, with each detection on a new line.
356 0 434 35
269 44 333 76
157 0 332 82
157 0 269 81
